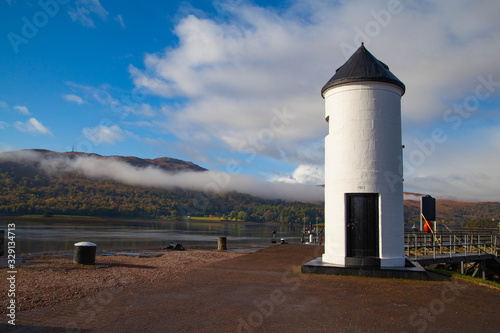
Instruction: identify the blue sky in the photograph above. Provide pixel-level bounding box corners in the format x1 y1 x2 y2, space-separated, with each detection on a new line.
1 0 500 201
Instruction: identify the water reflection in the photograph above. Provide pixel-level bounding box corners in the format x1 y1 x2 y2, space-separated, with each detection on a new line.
8 219 301 254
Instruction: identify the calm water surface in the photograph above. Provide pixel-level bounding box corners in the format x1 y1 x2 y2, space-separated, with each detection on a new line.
6 219 302 254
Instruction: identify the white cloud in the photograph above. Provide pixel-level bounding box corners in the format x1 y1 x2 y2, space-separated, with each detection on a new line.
63 94 85 104
271 164 324 185
66 81 117 106
82 124 127 144
14 105 30 115
129 6 330 163
115 14 126 29
68 0 108 28
131 1 500 124
0 101 8 109
124 103 156 117
0 121 9 129
128 0 500 202
65 82 157 119
14 118 52 135
403 124 500 202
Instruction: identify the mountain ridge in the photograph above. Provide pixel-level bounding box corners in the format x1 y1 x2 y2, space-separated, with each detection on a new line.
0 149 206 179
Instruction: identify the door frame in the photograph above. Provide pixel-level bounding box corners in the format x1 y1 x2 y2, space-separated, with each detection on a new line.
345 193 379 258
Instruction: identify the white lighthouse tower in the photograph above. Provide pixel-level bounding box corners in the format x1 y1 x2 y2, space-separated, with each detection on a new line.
321 43 406 269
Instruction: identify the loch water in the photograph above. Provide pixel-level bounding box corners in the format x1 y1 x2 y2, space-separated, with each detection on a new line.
5 219 302 254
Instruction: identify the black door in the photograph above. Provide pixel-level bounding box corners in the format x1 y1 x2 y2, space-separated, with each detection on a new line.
346 193 379 257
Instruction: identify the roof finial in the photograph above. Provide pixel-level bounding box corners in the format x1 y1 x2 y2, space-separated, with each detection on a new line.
361 42 364 46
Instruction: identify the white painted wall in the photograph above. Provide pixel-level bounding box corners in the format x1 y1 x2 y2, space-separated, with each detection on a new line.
322 82 405 268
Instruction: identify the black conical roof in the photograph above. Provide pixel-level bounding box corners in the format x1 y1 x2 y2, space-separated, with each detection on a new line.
321 43 405 97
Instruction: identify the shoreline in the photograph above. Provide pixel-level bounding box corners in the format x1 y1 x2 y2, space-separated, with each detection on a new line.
0 215 286 226
0 242 273 261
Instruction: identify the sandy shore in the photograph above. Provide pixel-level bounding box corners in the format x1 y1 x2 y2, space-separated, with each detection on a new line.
0 249 243 314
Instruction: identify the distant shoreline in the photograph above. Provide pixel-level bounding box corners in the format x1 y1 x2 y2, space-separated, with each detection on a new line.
0 215 283 225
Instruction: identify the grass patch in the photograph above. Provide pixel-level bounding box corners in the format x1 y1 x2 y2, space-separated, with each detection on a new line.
429 268 500 289
18 214 99 220
185 217 255 222
187 216 223 221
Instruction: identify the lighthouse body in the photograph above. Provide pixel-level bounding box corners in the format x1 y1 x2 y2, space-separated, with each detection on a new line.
321 45 405 268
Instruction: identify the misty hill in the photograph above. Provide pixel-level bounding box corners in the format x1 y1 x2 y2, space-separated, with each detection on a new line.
0 149 323 222
0 149 206 180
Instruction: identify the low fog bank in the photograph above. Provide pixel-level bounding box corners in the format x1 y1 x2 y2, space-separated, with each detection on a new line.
1 150 324 203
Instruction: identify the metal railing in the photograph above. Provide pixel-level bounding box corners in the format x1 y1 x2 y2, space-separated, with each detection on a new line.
405 231 499 260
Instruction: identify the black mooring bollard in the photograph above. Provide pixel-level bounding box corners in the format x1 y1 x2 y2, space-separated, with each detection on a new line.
218 236 227 251
73 242 96 265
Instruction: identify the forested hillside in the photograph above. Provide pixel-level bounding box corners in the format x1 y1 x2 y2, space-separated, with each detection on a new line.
0 171 324 224
403 198 500 228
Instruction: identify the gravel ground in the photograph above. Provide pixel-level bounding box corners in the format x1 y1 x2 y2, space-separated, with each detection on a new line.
0 249 242 314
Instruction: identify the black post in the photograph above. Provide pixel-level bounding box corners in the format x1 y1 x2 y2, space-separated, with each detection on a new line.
218 237 227 251
0 230 4 256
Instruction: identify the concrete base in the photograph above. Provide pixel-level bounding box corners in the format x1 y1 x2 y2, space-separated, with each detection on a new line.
345 256 380 267
302 257 428 280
